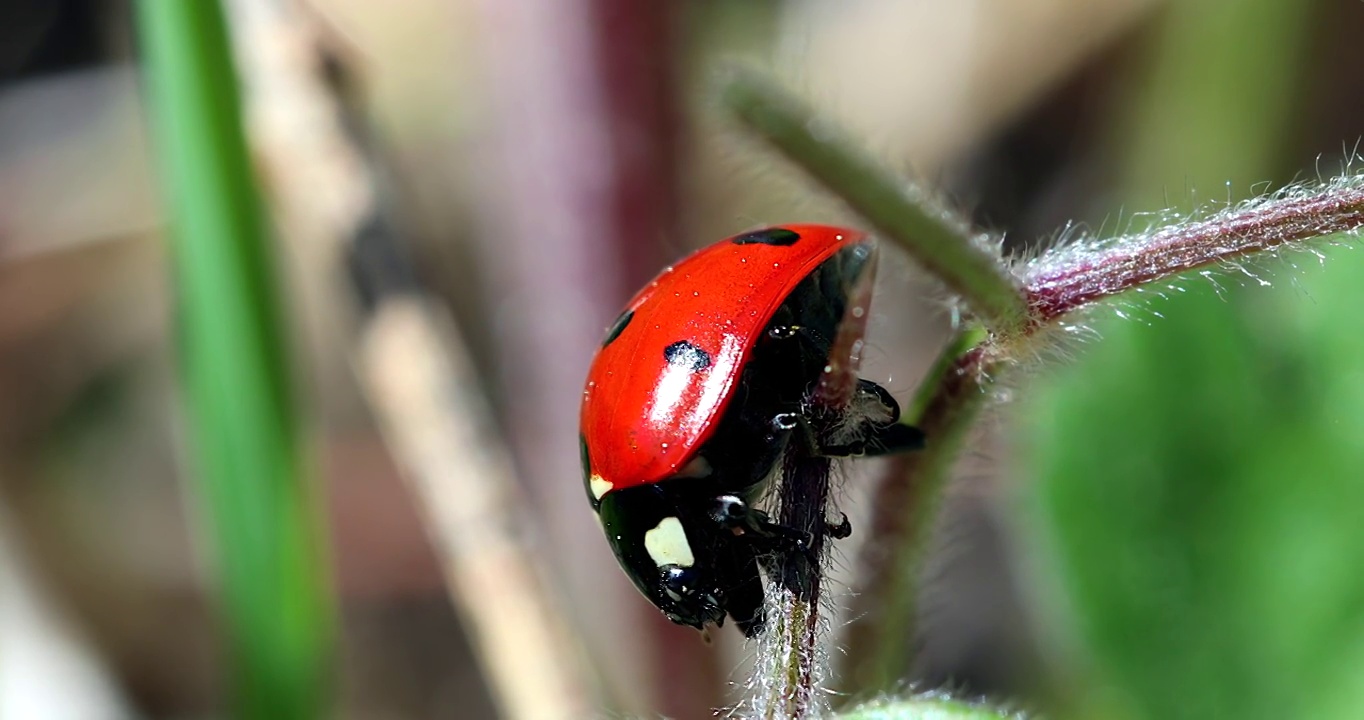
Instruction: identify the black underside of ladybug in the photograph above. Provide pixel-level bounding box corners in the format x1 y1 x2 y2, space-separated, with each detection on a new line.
596 243 925 636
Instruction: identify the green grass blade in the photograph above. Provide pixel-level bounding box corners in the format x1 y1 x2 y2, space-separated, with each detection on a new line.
135 2 335 717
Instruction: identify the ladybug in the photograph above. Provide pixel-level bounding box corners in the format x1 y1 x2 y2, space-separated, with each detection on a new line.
579 224 924 636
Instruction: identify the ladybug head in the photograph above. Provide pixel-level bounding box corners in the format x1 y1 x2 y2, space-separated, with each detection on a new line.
657 565 726 628
597 484 767 636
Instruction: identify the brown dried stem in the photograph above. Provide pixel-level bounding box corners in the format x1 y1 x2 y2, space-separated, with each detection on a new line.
222 4 593 717
357 299 592 720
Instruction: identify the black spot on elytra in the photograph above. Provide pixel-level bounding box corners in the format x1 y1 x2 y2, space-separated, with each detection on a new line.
602 309 634 347
732 227 800 246
663 341 712 372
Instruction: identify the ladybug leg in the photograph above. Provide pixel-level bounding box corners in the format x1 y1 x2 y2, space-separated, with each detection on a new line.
713 492 849 546
710 494 813 556
826 512 852 539
855 378 901 424
751 519 814 557
766 328 925 456
862 422 927 456
715 549 766 638
771 410 849 463
776 405 923 459
848 379 926 458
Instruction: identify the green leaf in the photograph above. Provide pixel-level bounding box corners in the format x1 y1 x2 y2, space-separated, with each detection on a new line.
135 2 335 718
838 694 1027 720
1025 250 1364 720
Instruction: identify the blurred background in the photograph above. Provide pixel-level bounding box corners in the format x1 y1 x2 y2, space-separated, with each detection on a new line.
2 0 1363 718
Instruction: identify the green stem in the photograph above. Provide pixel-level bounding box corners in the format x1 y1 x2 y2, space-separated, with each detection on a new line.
718 68 1029 336
842 332 992 693
905 325 989 421
136 2 334 717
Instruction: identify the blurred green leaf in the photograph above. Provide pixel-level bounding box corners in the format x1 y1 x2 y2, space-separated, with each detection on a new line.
136 2 335 718
838 695 1027 720
1025 257 1364 719
1020 1 1364 719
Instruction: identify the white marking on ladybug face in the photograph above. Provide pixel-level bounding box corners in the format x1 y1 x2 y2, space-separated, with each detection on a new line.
674 454 712 479
589 474 613 500
644 517 695 568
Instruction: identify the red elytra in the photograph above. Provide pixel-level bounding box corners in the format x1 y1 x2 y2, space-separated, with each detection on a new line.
580 224 869 496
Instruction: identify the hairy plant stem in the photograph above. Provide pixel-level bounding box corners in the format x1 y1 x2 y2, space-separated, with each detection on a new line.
757 456 833 719
843 338 991 692
750 246 881 719
718 68 1028 336
1023 180 1364 322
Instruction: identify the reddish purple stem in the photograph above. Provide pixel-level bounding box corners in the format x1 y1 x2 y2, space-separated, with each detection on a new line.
757 247 880 718
1024 182 1364 322
778 248 878 597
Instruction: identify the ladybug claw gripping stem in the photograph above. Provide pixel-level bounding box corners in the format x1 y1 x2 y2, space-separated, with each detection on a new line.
825 512 852 540
856 378 902 424
770 525 815 557
748 509 815 558
711 495 814 555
